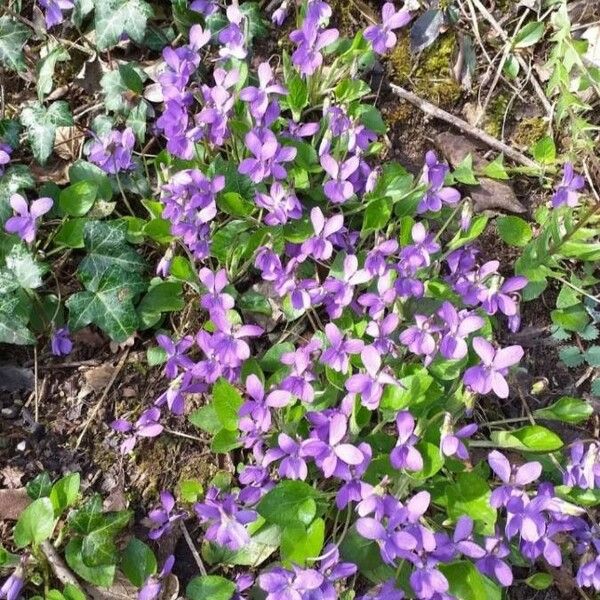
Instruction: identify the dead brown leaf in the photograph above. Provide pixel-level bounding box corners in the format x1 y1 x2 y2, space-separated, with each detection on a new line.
0 488 30 520
435 132 526 213
83 363 116 393
1 465 24 488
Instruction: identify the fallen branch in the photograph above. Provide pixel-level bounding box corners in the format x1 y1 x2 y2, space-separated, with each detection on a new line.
40 541 80 588
389 83 539 170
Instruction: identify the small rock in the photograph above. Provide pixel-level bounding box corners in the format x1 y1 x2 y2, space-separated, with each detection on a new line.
0 366 34 392
0 488 30 520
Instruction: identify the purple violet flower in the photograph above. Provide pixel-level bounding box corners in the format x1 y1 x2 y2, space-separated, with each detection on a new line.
417 151 460 214
302 411 367 478
5 194 53 243
190 0 218 16
87 127 135 174
321 322 364 372
301 207 344 261
475 533 513 586
255 181 302 226
552 162 585 208
440 422 477 460
156 334 194 380
437 301 484 360
238 129 296 183
199 268 235 319
195 487 257 550
147 491 184 540
259 566 324 600
390 411 423 471
50 326 72 356
263 433 308 480
39 0 74 28
219 5 247 59
488 450 542 508
138 556 174 600
0 143 12 176
463 337 523 398
240 62 286 119
345 345 396 410
0 568 24 600
577 555 600 590
564 442 600 489
290 17 339 76
321 153 360 204
111 408 164 454
364 2 411 55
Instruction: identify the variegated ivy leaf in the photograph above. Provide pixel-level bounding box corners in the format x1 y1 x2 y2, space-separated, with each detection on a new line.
20 101 74 165
1 245 46 290
37 44 70 101
0 294 34 345
94 0 154 51
77 220 147 290
0 16 30 72
66 265 146 342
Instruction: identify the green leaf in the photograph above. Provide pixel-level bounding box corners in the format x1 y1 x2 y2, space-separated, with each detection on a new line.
186 575 236 600
513 21 544 48
355 104 386 134
54 218 86 249
120 538 157 587
440 561 499 600
119 63 144 94
204 523 280 567
339 527 395 584
496 216 532 247
531 135 555 164
49 473 80 515
94 0 154 50
361 198 392 236
78 220 147 289
14 497 55 547
210 428 241 453
452 155 479 185
0 17 30 72
585 345 600 366
555 485 600 507
66 265 144 342
257 481 325 527
63 584 86 600
0 545 19 568
189 405 222 434
0 294 34 344
137 280 184 328
37 45 70 101
492 425 563 452
69 161 113 201
445 472 496 535
217 191 254 217
551 305 590 332
482 155 509 180
65 538 115 587
533 396 592 424
68 495 104 535
281 518 325 567
59 181 98 217
26 472 52 500
239 290 271 315
525 573 553 590
213 378 243 431
335 79 370 102
287 74 308 120
503 54 520 79
559 345 585 367
20 101 73 164
178 479 204 503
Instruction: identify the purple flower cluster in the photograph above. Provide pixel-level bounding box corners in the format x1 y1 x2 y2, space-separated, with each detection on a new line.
4 194 53 244
87 127 135 174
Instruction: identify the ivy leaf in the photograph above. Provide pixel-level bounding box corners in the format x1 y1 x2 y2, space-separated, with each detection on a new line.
0 17 30 72
37 44 70 101
94 0 154 51
21 101 73 165
77 220 147 289
0 294 34 345
66 265 145 342
120 538 157 587
1 245 46 290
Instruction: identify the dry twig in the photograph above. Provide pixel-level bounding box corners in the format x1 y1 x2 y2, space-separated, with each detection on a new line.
389 83 539 169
